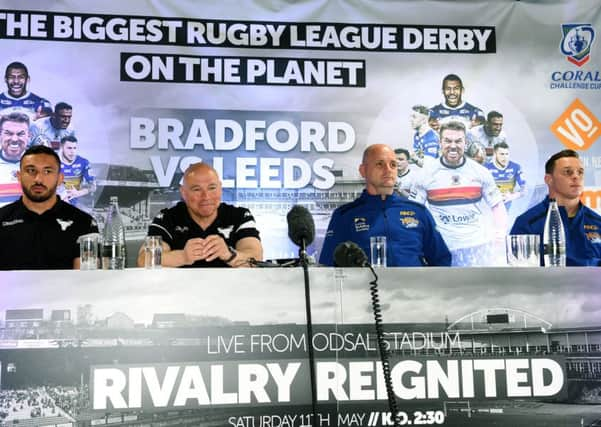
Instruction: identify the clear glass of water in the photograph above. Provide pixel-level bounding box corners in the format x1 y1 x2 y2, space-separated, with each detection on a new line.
370 236 387 267
79 234 99 270
144 236 163 269
506 234 540 267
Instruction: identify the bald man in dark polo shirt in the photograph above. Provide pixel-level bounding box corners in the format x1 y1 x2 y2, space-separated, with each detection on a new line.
0 145 98 270
137 162 262 268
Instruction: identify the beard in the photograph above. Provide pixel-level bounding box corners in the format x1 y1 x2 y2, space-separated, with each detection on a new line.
22 183 57 203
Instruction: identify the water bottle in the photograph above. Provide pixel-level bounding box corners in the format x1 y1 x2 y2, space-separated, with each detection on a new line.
102 196 127 269
543 198 566 267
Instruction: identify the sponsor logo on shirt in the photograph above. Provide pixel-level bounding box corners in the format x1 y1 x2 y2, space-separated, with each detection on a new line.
1 219 24 227
174 225 189 233
438 212 477 225
425 146 438 155
353 217 369 232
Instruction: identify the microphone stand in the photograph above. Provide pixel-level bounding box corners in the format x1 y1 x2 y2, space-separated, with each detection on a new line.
300 239 319 426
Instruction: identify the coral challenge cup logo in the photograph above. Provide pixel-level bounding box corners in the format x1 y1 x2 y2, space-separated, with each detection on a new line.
560 24 595 67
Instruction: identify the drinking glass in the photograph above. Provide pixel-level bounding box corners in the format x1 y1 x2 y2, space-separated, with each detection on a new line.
506 234 540 267
370 236 387 268
144 236 163 269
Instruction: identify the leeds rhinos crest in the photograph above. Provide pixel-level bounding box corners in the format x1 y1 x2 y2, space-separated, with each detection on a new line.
560 24 595 67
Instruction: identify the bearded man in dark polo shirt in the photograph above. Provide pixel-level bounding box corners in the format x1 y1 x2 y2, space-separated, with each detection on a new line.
137 162 263 268
0 145 98 269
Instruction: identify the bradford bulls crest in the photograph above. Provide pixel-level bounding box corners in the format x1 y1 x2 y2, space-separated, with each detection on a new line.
560 24 595 67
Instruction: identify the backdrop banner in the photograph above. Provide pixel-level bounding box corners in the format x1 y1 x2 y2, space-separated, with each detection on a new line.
1 0 600 263
0 268 600 426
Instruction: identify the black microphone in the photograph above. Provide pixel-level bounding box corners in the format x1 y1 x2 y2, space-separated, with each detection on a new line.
287 205 315 247
333 241 369 267
287 205 319 419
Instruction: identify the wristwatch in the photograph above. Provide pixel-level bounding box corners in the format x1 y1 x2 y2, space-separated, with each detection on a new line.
224 246 237 263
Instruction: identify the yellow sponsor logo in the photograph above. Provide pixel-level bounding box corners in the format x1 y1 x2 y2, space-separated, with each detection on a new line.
586 232 601 243
401 217 419 228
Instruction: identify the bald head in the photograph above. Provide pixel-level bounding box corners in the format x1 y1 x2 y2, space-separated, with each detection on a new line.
362 144 395 164
360 144 398 197
183 162 219 182
180 162 223 222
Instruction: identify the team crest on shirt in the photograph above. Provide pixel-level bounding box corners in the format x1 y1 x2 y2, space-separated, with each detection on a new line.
451 175 461 185
174 225 189 233
400 217 419 229
56 218 73 231
560 24 595 67
354 217 369 232
399 210 419 229
586 231 601 243
218 226 233 239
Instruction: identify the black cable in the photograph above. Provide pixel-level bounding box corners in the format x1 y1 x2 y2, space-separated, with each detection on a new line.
300 247 319 427
368 265 400 427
